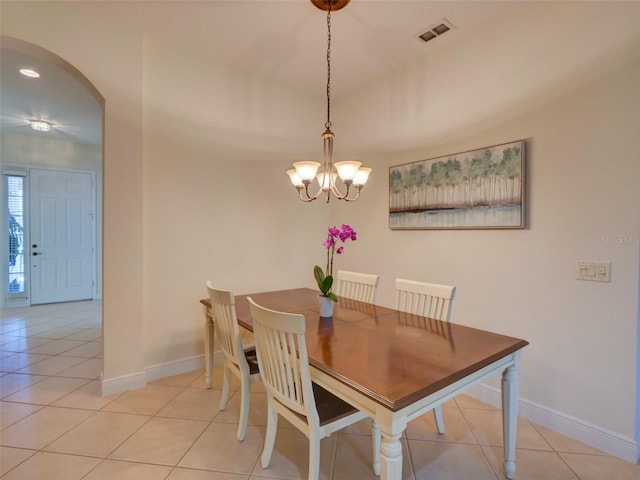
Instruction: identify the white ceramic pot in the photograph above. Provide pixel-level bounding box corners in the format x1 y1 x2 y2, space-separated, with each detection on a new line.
318 295 335 318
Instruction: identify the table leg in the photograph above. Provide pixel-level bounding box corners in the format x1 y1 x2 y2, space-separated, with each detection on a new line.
380 431 403 480
502 352 521 479
203 306 215 388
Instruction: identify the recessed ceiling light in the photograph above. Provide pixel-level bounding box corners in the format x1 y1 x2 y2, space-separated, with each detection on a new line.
19 68 40 78
30 120 52 132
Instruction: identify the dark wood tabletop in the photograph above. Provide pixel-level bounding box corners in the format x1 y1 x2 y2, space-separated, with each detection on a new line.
201 288 528 412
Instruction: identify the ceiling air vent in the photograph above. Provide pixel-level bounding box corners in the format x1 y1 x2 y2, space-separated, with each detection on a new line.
418 19 456 44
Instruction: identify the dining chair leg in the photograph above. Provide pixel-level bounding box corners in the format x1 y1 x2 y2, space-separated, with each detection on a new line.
219 364 230 410
237 373 250 441
434 406 445 434
372 420 381 475
204 315 214 388
261 397 278 468
308 430 321 480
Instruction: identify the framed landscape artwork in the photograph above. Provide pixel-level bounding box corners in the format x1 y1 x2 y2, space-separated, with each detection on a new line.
389 140 525 230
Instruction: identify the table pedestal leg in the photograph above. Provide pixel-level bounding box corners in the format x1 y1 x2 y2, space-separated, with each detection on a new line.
380 431 403 480
502 353 521 479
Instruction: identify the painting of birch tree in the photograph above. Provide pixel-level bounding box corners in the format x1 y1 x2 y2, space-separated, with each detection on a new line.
389 140 525 229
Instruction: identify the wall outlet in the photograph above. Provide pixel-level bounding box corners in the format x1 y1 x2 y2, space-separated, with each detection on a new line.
576 261 610 282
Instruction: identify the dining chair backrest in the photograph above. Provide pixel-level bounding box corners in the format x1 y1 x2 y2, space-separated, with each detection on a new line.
247 297 318 424
247 296 380 478
395 278 456 321
335 270 379 304
206 282 261 442
395 278 456 436
206 282 247 374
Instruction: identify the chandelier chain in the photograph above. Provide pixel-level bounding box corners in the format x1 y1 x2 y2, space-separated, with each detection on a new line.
325 0 332 129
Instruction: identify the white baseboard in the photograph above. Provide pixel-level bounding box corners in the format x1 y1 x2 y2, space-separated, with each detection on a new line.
100 370 146 396
100 352 225 396
144 355 205 383
466 383 638 464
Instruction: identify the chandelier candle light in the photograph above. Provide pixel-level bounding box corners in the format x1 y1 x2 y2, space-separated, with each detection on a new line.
287 0 372 203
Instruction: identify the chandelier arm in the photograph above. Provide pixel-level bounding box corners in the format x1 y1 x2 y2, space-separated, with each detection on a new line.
298 186 316 202
341 189 361 202
330 183 345 199
329 181 350 201
303 183 324 202
333 183 361 202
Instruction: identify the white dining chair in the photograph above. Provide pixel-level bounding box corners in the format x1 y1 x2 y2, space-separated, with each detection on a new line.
395 278 456 434
335 269 379 303
206 282 261 441
247 297 382 480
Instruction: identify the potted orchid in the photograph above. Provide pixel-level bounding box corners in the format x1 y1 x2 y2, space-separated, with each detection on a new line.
314 224 357 316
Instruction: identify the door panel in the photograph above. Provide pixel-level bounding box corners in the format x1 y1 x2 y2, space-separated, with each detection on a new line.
30 169 94 304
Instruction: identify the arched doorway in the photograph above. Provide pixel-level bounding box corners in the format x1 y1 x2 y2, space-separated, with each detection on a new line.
0 36 104 364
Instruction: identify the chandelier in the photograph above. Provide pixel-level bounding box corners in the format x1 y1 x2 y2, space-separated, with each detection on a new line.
286 0 372 203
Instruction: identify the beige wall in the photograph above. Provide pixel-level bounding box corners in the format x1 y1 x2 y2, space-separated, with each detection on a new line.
141 39 330 368
333 55 640 442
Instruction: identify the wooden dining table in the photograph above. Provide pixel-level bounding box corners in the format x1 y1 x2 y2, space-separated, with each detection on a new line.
200 288 528 480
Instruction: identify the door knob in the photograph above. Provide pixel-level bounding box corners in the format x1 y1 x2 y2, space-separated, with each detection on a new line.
32 252 43 256
32 244 38 248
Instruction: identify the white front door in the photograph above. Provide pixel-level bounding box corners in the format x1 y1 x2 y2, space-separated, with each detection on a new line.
30 168 95 304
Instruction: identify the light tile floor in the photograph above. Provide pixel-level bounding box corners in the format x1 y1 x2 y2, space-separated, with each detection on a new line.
2 301 639 479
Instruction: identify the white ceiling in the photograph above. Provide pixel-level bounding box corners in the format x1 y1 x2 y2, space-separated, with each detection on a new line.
2 0 640 147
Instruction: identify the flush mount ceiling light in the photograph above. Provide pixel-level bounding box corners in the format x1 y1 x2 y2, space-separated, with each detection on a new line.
19 68 40 78
287 0 371 203
30 120 52 132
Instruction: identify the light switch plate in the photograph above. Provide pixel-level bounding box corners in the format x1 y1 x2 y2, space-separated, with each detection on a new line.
576 261 610 282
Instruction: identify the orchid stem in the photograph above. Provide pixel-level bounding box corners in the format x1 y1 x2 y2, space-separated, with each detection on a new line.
326 234 331 277
329 245 335 278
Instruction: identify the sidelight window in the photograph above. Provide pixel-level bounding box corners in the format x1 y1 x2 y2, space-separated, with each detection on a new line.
6 174 26 297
